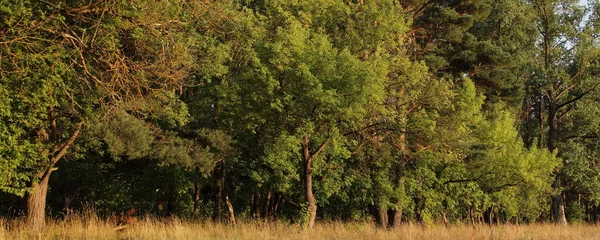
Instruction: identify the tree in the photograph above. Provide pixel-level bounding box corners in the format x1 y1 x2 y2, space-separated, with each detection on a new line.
523 0 600 224
403 0 537 106
0 0 199 230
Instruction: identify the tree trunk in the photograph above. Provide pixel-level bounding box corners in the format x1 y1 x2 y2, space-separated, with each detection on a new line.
26 122 82 230
548 103 568 225
442 211 449 227
547 103 558 152
271 193 282 218
213 158 226 222
213 177 223 222
27 175 50 231
391 123 407 228
156 191 164 217
225 194 236 224
537 95 544 148
252 192 261 219
303 137 317 229
553 193 568 225
193 182 200 217
496 209 501 225
467 208 473 225
305 155 317 229
392 207 403 228
263 191 272 221
301 136 330 229
488 207 494 225
62 193 76 216
167 183 177 216
377 207 388 228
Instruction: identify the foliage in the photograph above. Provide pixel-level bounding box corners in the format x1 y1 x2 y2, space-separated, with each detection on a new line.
1 0 599 227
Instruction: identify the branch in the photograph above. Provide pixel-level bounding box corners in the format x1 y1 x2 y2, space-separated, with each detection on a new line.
555 83 577 100
556 84 598 110
443 178 478 185
37 121 84 182
310 135 331 160
410 0 435 19
343 121 388 136
488 180 524 193
556 99 577 119
50 121 84 164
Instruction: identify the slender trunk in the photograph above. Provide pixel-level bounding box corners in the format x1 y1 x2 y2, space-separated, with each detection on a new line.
225 194 236 224
193 182 200 217
414 196 422 222
442 211 449 227
62 193 75 216
250 194 254 218
303 137 317 229
393 207 403 228
252 192 261 219
391 123 407 228
272 194 282 217
167 183 177 216
156 191 164 217
496 209 500 225
467 208 472 225
537 96 544 148
547 103 558 152
391 174 406 228
489 207 494 225
548 103 568 224
305 156 317 229
553 190 568 224
377 207 388 228
26 175 50 231
301 136 330 229
213 171 223 222
263 191 272 221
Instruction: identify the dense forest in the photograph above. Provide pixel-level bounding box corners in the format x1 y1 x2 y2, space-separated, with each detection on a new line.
1 0 600 231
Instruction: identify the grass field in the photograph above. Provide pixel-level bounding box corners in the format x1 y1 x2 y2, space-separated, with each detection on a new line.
2 215 600 240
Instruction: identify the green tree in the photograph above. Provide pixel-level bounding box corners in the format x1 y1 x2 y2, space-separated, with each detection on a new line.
403 0 536 106
523 0 600 224
0 0 199 229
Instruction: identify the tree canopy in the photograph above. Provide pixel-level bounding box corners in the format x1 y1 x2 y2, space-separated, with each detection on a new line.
1 0 599 229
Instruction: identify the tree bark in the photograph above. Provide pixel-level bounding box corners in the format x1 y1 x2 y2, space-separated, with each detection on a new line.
547 102 558 152
391 127 407 228
548 102 568 225
213 171 223 222
301 135 331 229
225 194 236 224
26 122 82 230
167 183 177 216
193 182 200 217
304 144 317 229
392 207 403 228
271 193 282 218
62 193 76 216
263 191 272 221
488 207 494 225
553 188 568 225
252 192 261 219
26 175 50 231
156 191 164 217
377 207 388 228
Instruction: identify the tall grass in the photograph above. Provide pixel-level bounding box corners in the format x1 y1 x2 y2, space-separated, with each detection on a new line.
2 213 600 240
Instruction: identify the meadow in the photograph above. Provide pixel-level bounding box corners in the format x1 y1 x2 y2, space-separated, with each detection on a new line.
2 215 600 240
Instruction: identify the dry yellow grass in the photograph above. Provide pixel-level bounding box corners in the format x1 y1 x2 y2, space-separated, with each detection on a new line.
2 216 600 240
